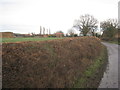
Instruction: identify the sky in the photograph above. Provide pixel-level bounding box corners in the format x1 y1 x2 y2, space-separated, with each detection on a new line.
0 0 119 34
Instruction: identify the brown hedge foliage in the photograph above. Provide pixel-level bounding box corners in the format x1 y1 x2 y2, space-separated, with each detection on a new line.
2 36 103 88
0 32 14 38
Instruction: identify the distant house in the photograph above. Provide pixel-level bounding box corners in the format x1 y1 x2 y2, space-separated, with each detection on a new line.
0 32 14 38
55 33 64 37
43 35 48 37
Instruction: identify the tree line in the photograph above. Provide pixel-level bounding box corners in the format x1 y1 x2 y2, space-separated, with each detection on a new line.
71 14 118 40
40 26 51 35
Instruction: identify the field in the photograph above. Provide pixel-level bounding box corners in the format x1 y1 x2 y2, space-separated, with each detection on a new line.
1 37 63 43
2 36 108 88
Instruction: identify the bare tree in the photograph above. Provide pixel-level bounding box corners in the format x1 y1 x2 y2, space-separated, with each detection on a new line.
74 14 98 36
46 29 48 35
40 26 42 35
91 25 98 36
68 28 75 37
56 31 64 33
43 27 45 35
49 28 51 35
100 19 118 39
100 19 118 31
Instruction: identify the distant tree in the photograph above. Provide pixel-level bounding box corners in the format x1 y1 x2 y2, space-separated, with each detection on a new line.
40 26 42 35
73 14 98 36
46 29 48 35
100 19 118 39
31 32 35 36
91 26 98 36
43 27 45 35
55 31 64 37
67 29 75 37
74 34 78 37
56 30 64 34
49 28 51 35
100 19 118 31
66 33 69 37
95 33 101 38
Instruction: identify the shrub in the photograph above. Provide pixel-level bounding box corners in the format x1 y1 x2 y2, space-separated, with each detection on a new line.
2 36 103 88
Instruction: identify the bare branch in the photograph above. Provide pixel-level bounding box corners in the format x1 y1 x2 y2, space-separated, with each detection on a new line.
74 14 98 36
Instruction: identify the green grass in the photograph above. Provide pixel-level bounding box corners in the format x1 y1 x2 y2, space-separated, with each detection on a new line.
1 37 63 43
107 41 120 45
101 39 119 45
73 46 108 88
102 40 120 45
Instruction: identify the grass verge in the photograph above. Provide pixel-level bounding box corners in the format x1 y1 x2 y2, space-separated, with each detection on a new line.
1 37 63 43
73 45 108 88
101 39 119 45
107 41 120 45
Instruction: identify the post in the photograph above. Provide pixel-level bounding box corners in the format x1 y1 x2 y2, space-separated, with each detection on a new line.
118 1 120 29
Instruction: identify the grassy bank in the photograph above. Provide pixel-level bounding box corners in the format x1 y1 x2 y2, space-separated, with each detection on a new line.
1 37 63 43
74 46 108 88
101 40 119 45
107 40 119 45
2 36 106 88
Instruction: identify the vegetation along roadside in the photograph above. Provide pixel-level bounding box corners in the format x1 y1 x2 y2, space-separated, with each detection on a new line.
2 36 108 88
74 45 108 88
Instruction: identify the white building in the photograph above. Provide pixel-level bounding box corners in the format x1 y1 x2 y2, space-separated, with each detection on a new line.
118 1 120 29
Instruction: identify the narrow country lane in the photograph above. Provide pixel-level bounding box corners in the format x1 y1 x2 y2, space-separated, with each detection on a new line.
98 42 119 88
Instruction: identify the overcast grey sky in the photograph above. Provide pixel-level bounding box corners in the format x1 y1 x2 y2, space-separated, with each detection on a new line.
0 0 119 34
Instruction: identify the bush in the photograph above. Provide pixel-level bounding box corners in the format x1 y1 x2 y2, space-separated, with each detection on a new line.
48 34 56 37
74 34 78 37
2 36 103 88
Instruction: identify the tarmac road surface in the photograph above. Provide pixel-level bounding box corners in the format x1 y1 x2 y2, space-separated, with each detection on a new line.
98 42 119 89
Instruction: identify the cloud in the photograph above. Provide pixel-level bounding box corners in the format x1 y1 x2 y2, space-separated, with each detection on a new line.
0 0 21 6
0 0 119 34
